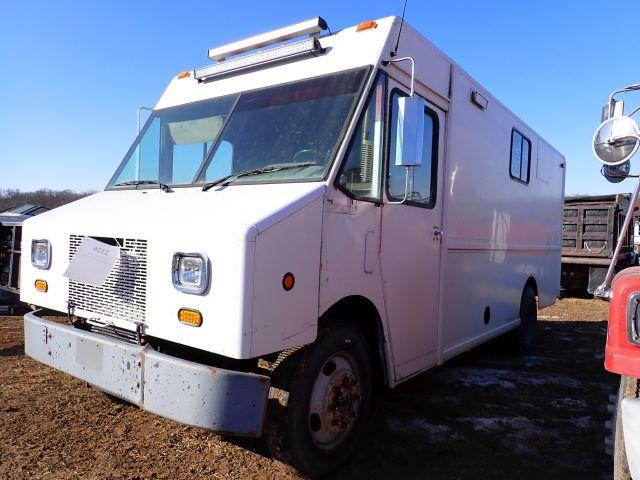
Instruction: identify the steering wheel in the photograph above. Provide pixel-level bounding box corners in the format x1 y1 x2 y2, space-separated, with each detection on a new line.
290 149 321 165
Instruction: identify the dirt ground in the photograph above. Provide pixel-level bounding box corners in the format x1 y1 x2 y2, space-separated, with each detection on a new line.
0 297 618 479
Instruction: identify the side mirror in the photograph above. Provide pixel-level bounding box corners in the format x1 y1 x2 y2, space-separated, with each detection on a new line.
394 97 425 167
593 115 640 166
602 161 631 183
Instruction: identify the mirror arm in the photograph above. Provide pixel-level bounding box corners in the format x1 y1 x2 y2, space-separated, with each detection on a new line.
609 84 640 104
387 167 413 205
137 107 154 134
628 105 640 119
602 133 640 148
595 176 640 298
384 56 416 97
135 107 154 182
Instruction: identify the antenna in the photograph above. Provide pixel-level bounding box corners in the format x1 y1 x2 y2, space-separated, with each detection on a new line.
392 0 409 56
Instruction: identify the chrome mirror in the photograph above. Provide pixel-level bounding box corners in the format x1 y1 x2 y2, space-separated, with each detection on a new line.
593 116 640 166
394 97 425 168
601 161 631 183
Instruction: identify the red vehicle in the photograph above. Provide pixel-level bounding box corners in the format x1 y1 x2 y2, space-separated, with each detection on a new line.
593 84 640 479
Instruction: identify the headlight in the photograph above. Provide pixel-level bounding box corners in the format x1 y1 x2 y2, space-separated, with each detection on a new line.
172 253 209 294
31 239 51 270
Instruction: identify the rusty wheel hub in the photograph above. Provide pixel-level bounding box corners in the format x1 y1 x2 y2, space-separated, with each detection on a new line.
308 353 362 449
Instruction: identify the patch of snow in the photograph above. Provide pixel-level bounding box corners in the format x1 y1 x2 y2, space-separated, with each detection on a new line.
574 416 592 429
439 367 583 389
456 416 535 435
387 418 461 442
549 398 588 409
456 416 559 455
440 368 517 389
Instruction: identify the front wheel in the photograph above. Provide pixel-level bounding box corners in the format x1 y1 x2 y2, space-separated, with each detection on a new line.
264 324 372 478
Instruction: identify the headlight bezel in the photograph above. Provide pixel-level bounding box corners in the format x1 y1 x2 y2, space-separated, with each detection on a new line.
172 252 209 295
31 239 51 270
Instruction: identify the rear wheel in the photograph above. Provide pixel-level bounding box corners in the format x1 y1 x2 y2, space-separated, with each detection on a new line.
264 324 372 478
509 286 538 354
614 375 639 480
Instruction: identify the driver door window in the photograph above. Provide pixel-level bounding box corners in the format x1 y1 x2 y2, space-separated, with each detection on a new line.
337 75 386 201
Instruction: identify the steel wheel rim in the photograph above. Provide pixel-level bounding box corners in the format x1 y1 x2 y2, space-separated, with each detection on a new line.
308 352 362 450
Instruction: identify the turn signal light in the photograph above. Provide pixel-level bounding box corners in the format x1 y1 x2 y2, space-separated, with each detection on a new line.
178 308 202 327
356 20 377 32
282 272 295 291
35 279 48 292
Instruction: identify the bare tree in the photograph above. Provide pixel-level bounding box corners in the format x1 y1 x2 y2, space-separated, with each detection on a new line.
0 189 95 212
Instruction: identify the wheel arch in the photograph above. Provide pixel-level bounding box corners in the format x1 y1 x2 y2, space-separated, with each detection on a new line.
318 295 389 388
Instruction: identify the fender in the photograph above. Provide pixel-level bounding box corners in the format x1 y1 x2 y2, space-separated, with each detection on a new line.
605 267 640 377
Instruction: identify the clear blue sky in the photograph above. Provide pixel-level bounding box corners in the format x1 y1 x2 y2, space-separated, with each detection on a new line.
1 0 639 195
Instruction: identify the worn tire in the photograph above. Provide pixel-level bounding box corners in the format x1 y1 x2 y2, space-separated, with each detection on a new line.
508 286 538 354
264 324 372 479
614 376 639 480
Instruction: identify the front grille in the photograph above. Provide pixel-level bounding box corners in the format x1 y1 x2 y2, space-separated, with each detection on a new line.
68 235 148 324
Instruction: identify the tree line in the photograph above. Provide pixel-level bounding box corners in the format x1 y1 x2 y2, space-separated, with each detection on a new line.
0 189 94 212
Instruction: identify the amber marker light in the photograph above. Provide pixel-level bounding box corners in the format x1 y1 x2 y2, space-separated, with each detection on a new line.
177 71 191 79
178 308 202 327
356 20 377 32
282 272 295 291
35 279 48 293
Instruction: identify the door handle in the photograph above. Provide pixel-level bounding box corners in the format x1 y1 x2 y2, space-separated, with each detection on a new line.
364 230 376 273
433 226 444 243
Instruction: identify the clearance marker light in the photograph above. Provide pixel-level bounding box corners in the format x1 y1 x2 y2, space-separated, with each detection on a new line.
282 272 295 291
35 279 48 292
177 71 191 79
356 20 378 32
178 308 203 327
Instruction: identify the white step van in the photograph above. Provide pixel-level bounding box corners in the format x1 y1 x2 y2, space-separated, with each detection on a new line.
21 16 565 477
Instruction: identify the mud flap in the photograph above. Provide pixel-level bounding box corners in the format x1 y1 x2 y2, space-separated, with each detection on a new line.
588 266 607 295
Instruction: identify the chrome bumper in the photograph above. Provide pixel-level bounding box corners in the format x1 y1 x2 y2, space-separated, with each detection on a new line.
623 398 640 478
24 310 270 437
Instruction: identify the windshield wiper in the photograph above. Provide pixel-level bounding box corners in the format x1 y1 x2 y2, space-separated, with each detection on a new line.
201 162 316 191
114 180 172 192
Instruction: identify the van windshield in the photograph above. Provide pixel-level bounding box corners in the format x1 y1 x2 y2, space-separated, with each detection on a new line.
107 68 368 189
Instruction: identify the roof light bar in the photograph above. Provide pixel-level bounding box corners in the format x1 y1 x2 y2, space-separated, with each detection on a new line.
208 17 328 61
194 37 324 81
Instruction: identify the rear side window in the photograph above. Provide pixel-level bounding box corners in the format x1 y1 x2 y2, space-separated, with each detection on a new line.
510 129 531 184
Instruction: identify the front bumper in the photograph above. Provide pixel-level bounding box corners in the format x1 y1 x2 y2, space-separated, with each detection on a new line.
623 398 640 479
24 310 270 437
